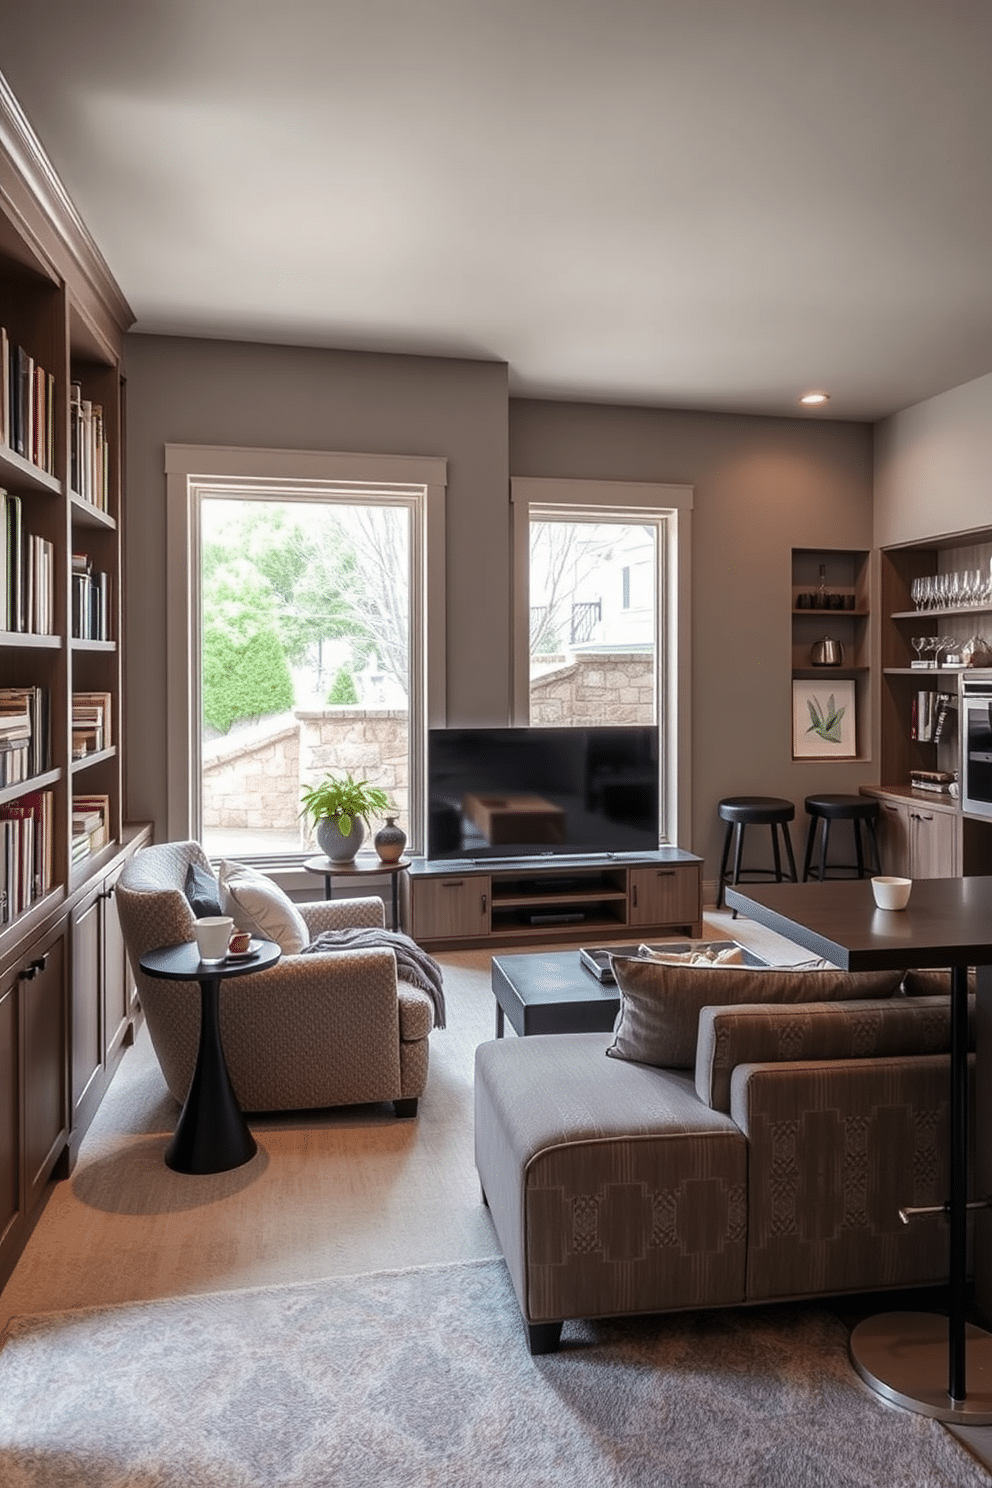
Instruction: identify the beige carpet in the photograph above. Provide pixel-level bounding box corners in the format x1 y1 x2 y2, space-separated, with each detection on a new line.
2 1257 989 1488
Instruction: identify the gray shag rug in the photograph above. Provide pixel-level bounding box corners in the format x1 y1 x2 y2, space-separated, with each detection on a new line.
0 1257 987 1488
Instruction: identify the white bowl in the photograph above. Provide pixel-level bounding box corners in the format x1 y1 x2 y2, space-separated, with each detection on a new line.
871 876 912 911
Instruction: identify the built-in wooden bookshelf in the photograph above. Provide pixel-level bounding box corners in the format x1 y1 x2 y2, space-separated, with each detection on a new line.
1 71 143 1291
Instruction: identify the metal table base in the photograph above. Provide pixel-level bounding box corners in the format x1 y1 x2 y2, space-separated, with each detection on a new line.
851 1312 992 1423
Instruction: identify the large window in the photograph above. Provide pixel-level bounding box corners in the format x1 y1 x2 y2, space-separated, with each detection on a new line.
511 479 692 845
165 446 447 861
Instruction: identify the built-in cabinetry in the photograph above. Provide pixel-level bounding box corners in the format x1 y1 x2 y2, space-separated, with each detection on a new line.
404 850 703 951
0 79 139 1292
873 526 992 877
791 549 871 761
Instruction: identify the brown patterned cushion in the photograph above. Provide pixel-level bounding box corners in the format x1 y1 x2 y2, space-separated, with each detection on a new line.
606 958 904 1070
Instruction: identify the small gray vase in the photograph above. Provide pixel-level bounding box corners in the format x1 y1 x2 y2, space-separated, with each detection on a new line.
316 815 365 863
374 816 407 863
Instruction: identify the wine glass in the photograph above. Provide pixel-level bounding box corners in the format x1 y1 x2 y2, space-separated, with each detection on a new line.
911 636 928 667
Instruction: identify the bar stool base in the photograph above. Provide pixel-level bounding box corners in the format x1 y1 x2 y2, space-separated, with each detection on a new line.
850 1312 992 1423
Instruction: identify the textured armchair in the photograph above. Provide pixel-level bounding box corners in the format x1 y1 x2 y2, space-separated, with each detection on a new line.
115 840 434 1116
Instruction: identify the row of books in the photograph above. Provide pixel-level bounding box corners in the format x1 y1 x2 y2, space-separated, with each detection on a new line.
910 690 955 744
0 328 56 475
2 489 55 635
71 553 112 641
72 793 110 863
909 769 957 796
0 790 54 924
72 690 112 759
0 686 50 786
69 382 110 510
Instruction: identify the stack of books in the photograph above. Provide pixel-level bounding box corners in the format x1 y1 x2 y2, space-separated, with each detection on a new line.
0 686 49 783
72 793 110 863
72 690 112 759
0 789 54 922
69 382 109 510
71 553 112 641
909 770 957 796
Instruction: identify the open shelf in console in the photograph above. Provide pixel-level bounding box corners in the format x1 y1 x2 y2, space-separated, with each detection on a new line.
489 865 628 937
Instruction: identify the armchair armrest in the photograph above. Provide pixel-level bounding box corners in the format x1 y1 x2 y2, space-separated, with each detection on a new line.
695 995 966 1114
300 895 386 936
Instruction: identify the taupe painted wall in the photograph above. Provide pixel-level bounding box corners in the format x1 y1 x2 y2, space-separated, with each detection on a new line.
510 400 875 874
873 371 992 550
123 333 877 881
122 335 510 834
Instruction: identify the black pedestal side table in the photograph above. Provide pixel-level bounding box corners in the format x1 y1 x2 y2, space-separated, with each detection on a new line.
302 854 410 931
139 938 281 1175
726 875 992 1423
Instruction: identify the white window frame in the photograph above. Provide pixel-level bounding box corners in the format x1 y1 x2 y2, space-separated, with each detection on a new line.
510 477 693 847
165 444 447 859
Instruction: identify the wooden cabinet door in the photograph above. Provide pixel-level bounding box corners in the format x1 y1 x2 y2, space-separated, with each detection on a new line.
410 874 489 941
910 807 959 879
629 864 701 931
71 883 103 1124
0 966 20 1256
102 865 129 1062
21 930 67 1214
876 798 911 877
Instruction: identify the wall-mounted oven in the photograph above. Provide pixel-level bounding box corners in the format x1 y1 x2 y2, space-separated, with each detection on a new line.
961 671 992 820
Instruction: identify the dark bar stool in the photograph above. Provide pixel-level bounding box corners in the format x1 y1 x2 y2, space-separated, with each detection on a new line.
802 794 882 882
716 796 798 910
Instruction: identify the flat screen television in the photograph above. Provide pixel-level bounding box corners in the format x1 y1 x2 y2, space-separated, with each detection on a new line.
427 725 660 861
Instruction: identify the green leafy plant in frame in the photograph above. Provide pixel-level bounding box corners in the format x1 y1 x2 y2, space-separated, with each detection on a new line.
806 693 846 744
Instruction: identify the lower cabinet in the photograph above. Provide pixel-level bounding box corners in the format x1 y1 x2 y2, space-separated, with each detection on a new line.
0 919 69 1289
408 872 490 942
876 795 959 878
70 860 133 1155
0 829 148 1292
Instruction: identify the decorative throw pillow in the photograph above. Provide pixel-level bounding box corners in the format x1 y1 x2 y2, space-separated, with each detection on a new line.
606 958 904 1070
184 860 224 918
217 860 310 954
636 943 745 966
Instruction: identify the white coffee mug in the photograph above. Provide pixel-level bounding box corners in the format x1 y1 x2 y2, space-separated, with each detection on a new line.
194 915 234 961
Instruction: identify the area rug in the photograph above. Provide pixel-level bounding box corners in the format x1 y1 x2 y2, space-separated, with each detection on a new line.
0 1258 987 1488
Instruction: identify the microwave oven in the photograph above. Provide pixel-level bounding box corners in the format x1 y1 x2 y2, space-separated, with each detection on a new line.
961 671 992 820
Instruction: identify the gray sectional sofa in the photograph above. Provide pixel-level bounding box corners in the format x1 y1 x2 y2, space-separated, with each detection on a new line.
475 957 972 1353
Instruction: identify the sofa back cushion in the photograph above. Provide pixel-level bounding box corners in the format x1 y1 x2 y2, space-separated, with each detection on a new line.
696 994 970 1112
606 958 904 1070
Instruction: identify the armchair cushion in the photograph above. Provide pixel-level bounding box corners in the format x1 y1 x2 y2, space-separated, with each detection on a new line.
218 859 310 953
606 958 904 1071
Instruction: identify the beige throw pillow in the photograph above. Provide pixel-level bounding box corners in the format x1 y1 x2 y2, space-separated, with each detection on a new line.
218 860 309 955
637 944 744 966
606 958 904 1070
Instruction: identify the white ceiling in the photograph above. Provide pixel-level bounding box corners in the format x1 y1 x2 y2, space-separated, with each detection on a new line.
2 0 991 421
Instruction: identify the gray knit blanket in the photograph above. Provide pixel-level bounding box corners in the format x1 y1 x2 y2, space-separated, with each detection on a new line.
302 928 446 1029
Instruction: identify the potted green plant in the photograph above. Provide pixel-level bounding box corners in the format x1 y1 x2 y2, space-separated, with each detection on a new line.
299 772 394 862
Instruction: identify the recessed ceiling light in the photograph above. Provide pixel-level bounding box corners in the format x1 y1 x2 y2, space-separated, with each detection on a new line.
799 391 830 406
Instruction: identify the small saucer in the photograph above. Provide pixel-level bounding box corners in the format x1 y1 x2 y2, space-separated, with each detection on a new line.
226 938 262 961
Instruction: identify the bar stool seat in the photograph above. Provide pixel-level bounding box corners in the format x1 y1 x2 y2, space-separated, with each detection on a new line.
802 793 881 882
716 796 798 911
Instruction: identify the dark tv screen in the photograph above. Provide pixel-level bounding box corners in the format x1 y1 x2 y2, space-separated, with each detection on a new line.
427 726 660 861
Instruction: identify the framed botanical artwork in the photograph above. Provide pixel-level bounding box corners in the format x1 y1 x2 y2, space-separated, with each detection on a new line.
792 679 857 760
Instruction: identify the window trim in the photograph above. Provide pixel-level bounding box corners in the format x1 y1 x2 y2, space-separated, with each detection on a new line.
510 477 693 847
165 444 447 853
